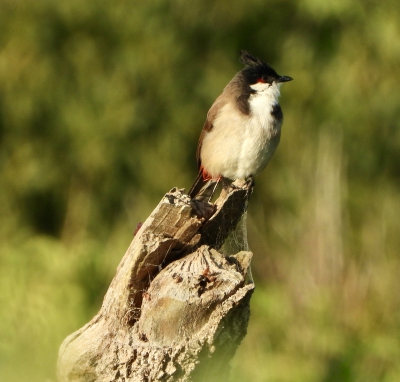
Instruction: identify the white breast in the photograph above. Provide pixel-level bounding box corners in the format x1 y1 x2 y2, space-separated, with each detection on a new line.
200 83 282 180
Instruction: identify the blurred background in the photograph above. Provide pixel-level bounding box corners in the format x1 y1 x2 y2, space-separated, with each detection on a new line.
1 0 400 381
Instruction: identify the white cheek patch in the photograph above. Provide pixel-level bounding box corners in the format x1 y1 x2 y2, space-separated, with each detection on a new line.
250 82 282 104
250 82 270 92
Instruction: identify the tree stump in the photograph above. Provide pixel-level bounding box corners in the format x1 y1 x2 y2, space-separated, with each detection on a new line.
57 180 255 382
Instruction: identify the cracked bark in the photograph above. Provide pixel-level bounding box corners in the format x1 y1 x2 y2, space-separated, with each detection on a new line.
57 180 255 382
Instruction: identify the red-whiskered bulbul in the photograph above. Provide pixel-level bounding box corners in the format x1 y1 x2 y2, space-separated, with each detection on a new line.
188 50 292 201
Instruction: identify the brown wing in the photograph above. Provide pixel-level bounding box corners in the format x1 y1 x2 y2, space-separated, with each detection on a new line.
195 96 228 169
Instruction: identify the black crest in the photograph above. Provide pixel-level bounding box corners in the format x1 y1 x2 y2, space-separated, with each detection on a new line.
239 50 280 84
240 50 266 68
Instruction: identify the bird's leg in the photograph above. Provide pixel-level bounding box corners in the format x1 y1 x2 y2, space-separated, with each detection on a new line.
208 177 221 202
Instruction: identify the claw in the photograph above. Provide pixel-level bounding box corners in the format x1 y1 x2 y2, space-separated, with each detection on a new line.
224 177 254 198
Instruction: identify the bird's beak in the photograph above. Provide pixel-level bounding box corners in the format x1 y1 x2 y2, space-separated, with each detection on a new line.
278 76 293 83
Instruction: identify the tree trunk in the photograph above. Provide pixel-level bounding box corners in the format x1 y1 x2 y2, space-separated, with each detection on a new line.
57 180 255 382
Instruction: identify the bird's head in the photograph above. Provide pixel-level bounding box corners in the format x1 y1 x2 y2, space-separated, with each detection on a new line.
240 50 292 92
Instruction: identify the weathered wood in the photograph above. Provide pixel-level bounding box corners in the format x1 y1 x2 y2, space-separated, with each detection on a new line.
57 180 254 382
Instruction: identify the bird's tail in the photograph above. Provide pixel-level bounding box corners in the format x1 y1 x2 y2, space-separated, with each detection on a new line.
188 171 219 201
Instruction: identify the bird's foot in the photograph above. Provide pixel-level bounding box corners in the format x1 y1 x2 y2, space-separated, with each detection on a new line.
244 175 255 189
221 177 254 200
244 176 255 198
226 176 254 191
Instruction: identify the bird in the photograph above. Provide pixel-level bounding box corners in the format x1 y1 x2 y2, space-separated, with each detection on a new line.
188 50 293 201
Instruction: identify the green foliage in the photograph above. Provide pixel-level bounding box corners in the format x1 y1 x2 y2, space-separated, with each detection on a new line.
1 0 400 381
